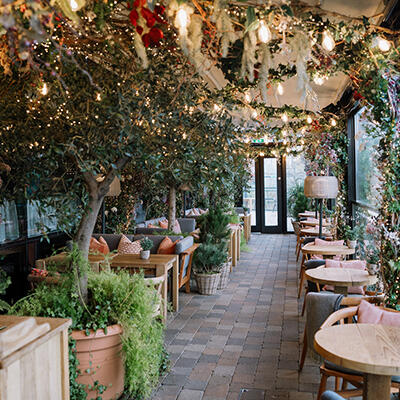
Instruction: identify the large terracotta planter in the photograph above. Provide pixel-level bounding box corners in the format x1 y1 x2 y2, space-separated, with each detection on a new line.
71 324 124 400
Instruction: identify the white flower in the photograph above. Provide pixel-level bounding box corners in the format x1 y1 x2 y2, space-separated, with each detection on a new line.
111 207 118 213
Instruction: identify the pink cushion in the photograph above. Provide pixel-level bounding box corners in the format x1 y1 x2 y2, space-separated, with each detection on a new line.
173 220 181 234
358 300 400 327
314 238 344 246
323 259 367 295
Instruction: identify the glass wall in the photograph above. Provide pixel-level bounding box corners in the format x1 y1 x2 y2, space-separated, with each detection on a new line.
286 155 306 231
27 201 58 237
354 110 380 208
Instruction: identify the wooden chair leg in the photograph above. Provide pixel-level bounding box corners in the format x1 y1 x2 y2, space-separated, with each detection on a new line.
301 289 308 317
335 377 341 391
299 329 307 372
185 280 190 293
317 371 328 400
298 266 305 298
296 241 301 261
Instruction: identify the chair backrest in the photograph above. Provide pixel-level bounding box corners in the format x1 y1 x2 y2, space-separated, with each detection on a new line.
321 391 345 400
292 220 300 235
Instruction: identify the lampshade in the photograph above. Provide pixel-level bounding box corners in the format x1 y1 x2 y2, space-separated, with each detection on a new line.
96 175 121 197
304 176 338 199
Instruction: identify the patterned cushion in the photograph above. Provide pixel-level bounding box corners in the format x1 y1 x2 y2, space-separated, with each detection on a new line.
117 234 142 255
157 237 179 254
90 236 110 254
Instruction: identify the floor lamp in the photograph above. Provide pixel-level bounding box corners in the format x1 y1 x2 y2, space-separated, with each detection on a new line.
304 176 338 238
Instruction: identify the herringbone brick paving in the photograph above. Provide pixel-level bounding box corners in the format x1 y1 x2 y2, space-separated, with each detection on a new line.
151 234 331 400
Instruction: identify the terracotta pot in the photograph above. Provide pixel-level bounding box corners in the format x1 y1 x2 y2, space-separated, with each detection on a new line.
71 324 124 400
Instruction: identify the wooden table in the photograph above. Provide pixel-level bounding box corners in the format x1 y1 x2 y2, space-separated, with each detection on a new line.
240 214 251 243
301 243 355 258
305 267 377 295
35 252 180 316
314 324 400 400
298 212 318 218
300 218 331 227
300 227 333 237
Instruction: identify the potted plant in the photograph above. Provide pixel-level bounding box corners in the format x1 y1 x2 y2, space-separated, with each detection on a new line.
344 225 358 249
366 250 380 275
193 241 226 295
140 237 153 260
10 246 166 400
287 183 311 221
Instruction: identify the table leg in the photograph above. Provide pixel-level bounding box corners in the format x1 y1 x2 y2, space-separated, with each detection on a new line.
232 231 237 267
236 229 241 260
156 266 168 322
363 373 391 400
334 286 348 295
172 256 179 313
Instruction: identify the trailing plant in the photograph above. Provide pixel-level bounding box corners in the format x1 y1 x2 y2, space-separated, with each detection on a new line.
287 183 311 221
10 249 165 399
0 268 11 312
193 241 227 275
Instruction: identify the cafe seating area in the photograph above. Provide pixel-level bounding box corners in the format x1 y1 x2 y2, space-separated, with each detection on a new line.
1 0 400 399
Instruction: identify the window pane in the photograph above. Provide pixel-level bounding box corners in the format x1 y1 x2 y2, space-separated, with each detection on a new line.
0 201 20 243
286 155 306 231
243 160 256 226
264 158 278 226
354 110 380 207
27 201 58 237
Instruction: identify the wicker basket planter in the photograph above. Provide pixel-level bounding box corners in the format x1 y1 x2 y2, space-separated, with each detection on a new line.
217 262 231 289
194 272 221 295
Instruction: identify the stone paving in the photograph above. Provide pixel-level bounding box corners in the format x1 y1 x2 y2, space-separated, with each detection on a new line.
151 234 331 400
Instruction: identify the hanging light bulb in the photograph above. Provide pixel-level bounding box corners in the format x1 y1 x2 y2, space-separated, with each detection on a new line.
96 93 101 101
330 118 337 126
277 83 284 95
306 116 312 124
70 0 78 11
259 151 265 157
258 20 271 44
40 83 48 95
213 104 221 112
244 92 251 103
176 7 189 29
313 75 325 86
281 113 288 123
282 129 287 137
377 37 391 52
322 30 335 52
252 110 258 118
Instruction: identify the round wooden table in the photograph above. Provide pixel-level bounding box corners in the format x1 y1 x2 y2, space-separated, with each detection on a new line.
305 267 377 295
299 212 318 218
301 243 355 258
314 324 400 400
300 227 333 237
300 218 331 227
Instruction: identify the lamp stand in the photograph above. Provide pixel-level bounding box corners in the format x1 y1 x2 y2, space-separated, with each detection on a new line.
101 200 106 234
315 199 318 219
319 199 323 238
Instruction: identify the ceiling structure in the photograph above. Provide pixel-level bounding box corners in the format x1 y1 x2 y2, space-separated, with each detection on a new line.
203 0 389 112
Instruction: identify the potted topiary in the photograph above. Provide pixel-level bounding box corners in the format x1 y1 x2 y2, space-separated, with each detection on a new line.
366 250 380 275
140 236 153 260
10 246 166 400
344 225 358 249
193 241 226 295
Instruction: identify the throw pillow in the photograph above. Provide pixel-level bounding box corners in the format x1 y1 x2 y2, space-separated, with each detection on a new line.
173 220 181 234
314 238 344 246
117 234 142 255
323 259 366 295
90 236 110 254
157 237 179 254
159 220 168 229
358 300 400 327
147 223 159 228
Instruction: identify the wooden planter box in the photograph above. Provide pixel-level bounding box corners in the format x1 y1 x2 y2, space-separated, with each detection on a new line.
0 315 71 400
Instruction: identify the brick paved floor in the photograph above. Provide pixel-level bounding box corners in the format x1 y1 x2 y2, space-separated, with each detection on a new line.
151 234 331 400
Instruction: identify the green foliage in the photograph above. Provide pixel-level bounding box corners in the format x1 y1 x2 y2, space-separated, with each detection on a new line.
193 241 227 275
197 207 231 244
140 237 153 251
0 268 11 312
10 265 165 399
287 183 310 220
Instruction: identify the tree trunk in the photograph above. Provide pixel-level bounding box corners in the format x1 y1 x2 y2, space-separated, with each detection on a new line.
74 190 105 303
168 186 176 232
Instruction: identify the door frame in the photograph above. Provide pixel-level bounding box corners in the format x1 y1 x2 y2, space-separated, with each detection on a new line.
251 155 288 234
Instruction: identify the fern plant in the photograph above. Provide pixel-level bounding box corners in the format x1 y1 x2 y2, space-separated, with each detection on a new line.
0 268 10 311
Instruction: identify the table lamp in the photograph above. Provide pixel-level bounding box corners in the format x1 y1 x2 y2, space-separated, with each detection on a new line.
304 176 338 238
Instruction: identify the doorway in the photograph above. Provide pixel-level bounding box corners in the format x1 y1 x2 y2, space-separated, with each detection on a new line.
243 155 306 233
